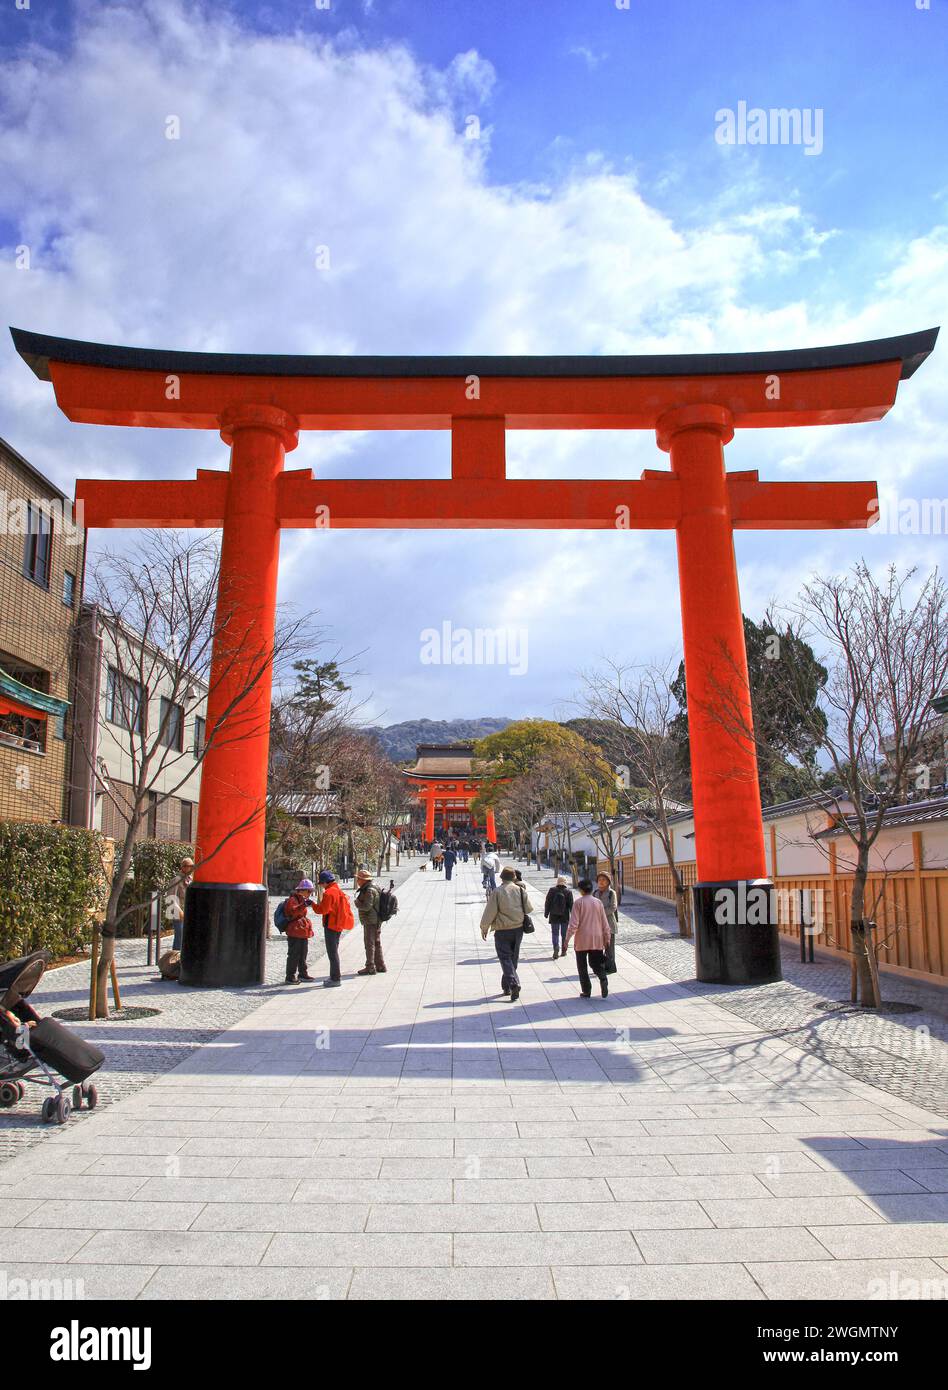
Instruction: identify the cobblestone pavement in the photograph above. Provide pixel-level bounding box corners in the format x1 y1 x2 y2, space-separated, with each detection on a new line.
524 864 948 1118
0 857 945 1302
0 859 421 1161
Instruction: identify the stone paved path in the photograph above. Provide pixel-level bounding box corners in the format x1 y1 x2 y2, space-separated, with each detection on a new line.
1 859 946 1301
608 881 948 1117
0 858 421 1162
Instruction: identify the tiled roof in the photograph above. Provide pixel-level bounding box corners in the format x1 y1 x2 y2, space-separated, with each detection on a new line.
816 796 948 836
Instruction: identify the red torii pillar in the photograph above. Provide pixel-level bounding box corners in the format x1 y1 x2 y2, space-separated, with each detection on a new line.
11 325 937 986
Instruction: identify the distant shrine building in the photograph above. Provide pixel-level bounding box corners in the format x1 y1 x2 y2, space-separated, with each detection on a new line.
403 743 496 842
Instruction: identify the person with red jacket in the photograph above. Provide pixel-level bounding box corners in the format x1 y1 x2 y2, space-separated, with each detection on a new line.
310 870 354 988
283 879 317 984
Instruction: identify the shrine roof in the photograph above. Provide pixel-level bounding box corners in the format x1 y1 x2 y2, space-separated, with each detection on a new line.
10 327 939 383
404 742 477 777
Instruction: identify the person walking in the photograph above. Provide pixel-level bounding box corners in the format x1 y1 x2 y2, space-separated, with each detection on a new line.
282 879 317 983
311 869 355 988
594 872 620 974
354 866 385 976
544 876 574 959
480 844 499 894
443 844 458 881
480 866 534 1002
429 839 443 872
565 879 612 999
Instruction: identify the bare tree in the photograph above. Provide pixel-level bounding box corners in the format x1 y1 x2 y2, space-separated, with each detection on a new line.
73 532 312 1016
705 563 948 1006
580 659 693 937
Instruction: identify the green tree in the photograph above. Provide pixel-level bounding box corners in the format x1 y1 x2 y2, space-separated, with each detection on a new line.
669 614 828 805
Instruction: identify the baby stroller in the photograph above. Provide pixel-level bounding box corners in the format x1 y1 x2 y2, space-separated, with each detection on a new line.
0 951 104 1125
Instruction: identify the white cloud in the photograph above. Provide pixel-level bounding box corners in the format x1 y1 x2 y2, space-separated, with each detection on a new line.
0 1 944 722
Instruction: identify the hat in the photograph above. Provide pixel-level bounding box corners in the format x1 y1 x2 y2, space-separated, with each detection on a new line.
296 879 314 892
318 870 336 884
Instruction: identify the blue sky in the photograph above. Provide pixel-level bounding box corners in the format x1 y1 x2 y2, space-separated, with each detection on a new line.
0 0 945 725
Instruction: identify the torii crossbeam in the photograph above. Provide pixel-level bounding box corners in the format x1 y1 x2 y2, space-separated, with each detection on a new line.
12 326 938 986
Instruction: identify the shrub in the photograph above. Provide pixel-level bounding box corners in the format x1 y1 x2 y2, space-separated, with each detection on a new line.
0 821 110 961
115 838 194 937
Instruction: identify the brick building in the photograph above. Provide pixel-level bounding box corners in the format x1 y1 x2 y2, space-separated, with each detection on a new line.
0 435 82 823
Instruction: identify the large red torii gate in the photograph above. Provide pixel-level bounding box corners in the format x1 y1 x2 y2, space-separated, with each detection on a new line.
11 326 938 986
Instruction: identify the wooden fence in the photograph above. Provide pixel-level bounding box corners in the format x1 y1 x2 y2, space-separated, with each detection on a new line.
602 852 948 984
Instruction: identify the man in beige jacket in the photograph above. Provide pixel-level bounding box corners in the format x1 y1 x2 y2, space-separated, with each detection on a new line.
480 866 534 1001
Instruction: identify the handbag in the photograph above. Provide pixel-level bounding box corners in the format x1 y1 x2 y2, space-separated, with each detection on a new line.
519 886 535 934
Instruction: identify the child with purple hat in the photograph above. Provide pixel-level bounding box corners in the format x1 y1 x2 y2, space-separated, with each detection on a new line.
283 879 317 984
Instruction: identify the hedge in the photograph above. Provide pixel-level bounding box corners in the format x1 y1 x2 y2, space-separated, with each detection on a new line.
0 820 110 961
115 838 195 937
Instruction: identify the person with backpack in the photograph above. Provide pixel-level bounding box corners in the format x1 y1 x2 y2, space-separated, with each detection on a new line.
544 876 574 959
355 867 386 976
276 879 317 984
310 870 355 988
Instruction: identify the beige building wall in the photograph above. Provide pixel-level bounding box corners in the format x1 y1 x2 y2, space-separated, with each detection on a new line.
83 614 206 844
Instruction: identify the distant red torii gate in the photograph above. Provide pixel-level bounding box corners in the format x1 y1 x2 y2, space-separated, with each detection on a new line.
12 326 938 986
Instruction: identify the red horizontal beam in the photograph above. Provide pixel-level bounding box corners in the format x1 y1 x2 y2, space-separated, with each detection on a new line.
728 477 879 530
51 358 905 431
277 475 682 529
76 470 230 528
75 469 878 533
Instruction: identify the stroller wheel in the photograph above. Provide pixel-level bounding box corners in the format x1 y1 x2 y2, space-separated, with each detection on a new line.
54 1095 72 1125
14 1081 24 1100
85 1084 98 1109
73 1085 83 1111
0 1081 19 1108
41 1097 56 1123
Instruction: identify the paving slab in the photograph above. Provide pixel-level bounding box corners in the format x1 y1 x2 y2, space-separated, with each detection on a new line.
1 857 945 1300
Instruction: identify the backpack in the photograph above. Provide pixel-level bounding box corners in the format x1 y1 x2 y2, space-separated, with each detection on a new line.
274 900 290 933
550 886 570 918
158 949 180 980
378 881 398 924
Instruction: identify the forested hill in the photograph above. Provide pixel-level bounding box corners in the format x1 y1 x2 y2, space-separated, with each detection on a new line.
368 718 513 763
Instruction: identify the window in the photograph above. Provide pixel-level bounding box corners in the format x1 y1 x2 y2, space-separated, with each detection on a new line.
152 792 181 841
62 571 76 607
106 667 145 733
53 711 66 740
159 697 184 751
23 503 53 588
193 715 206 757
180 800 194 842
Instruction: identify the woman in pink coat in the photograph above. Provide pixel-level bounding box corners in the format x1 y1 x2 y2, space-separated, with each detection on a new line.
565 879 613 999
